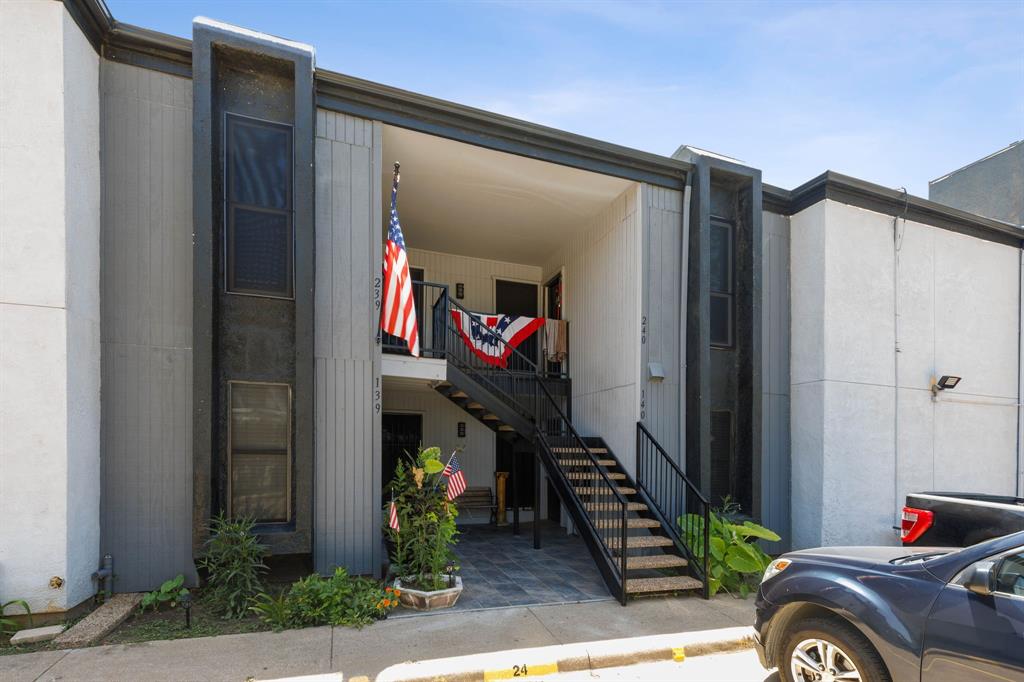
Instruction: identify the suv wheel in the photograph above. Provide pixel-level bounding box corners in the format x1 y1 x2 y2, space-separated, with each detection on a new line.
781 616 890 682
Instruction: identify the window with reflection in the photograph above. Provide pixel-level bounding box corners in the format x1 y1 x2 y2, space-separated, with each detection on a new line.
228 381 291 523
224 114 293 298
709 220 734 348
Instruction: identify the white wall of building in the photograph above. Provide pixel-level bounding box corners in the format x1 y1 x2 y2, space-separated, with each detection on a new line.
0 0 101 611
543 184 643 471
790 199 1020 548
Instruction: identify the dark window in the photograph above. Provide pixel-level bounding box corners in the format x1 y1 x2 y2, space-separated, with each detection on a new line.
709 220 733 347
228 381 292 523
225 114 293 297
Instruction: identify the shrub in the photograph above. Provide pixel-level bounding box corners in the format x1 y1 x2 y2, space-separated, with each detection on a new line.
680 500 780 598
250 568 397 631
198 514 268 618
384 446 459 591
141 574 189 612
1 599 31 637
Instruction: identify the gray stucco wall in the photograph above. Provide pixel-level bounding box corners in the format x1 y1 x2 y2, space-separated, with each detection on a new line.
929 142 1023 226
313 110 384 576
99 60 196 591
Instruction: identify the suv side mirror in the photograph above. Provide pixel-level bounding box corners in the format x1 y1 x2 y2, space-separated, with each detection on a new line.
964 561 997 596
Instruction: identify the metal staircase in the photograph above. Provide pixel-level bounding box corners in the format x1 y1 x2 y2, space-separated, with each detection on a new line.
388 281 710 603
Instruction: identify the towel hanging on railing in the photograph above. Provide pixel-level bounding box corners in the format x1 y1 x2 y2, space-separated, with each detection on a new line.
543 319 567 363
450 310 545 368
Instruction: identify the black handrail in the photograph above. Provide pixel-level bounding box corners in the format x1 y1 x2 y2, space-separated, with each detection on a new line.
635 422 711 599
381 280 449 359
536 378 630 603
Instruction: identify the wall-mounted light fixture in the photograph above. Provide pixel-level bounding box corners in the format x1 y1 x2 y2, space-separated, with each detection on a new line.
931 374 962 399
456 283 465 299
457 421 466 438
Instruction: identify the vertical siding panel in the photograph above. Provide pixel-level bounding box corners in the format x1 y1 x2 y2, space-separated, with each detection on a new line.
99 62 194 591
315 111 381 574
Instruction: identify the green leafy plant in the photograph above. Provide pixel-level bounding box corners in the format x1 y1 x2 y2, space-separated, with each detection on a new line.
198 514 268 619
141 574 189 612
384 446 459 591
680 500 780 598
249 568 397 631
1 599 32 637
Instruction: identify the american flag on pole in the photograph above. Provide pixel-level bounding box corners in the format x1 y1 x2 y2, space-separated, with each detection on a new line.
381 164 419 356
388 500 400 532
443 454 467 502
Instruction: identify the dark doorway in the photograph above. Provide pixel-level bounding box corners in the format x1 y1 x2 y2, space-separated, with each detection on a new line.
495 280 539 514
382 413 422 489
381 267 424 354
496 439 535 510
495 279 540 365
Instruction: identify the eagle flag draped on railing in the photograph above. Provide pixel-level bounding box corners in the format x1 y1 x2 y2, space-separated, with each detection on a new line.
381 163 419 356
450 310 545 368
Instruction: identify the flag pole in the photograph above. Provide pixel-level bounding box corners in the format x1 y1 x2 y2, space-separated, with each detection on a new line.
433 448 458 492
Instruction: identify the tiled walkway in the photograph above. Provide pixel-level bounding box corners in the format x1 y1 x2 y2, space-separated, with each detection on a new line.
395 521 612 616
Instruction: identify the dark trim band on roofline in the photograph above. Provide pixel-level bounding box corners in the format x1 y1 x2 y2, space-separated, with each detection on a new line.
764 171 1024 248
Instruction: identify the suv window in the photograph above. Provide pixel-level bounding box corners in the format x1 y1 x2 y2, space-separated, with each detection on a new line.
995 551 1024 596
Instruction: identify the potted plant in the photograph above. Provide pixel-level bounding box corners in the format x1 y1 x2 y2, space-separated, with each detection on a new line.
384 446 462 611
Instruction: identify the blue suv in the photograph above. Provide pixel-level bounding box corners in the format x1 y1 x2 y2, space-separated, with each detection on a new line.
755 531 1024 681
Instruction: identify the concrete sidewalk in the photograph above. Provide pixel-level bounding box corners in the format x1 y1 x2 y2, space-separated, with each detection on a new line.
0 595 754 682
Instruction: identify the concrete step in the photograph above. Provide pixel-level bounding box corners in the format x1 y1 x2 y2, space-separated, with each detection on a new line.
552 447 609 454
449 390 469 399
566 472 626 480
558 458 617 467
607 535 675 551
53 592 143 649
573 486 636 496
466 402 484 410
482 414 500 421
626 554 688 570
498 425 515 432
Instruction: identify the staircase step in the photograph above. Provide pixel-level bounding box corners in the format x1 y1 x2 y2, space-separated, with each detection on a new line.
566 472 626 480
573 486 636 496
448 390 469 399
558 459 617 467
482 414 500 421
626 576 703 594
627 554 688 570
586 502 648 512
613 517 662 529
498 425 515 432
466 402 484 410
552 447 609 454
607 535 675 550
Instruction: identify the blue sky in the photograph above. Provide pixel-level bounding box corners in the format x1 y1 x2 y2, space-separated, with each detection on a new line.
108 0 1023 195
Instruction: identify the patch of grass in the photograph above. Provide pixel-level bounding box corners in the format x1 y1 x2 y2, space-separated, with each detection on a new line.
104 592 269 645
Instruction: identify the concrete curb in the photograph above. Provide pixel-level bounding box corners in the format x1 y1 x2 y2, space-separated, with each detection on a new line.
375 625 756 682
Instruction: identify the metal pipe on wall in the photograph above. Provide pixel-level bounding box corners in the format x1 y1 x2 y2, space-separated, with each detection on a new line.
679 175 693 472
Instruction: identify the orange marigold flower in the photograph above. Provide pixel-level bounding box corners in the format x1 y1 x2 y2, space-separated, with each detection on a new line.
393 589 401 597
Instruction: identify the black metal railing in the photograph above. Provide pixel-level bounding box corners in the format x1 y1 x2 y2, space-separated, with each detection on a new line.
635 422 710 599
381 281 450 359
536 379 630 603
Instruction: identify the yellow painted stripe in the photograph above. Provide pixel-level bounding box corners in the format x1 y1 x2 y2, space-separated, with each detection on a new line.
672 646 686 662
483 662 559 680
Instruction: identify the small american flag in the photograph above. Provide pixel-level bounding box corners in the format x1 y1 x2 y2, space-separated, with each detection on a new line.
380 164 419 356
389 500 400 532
443 455 467 501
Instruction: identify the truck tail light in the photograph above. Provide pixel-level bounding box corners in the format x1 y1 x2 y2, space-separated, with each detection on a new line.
901 507 934 544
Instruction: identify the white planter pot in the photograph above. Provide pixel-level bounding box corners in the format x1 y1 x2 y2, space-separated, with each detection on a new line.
394 575 463 611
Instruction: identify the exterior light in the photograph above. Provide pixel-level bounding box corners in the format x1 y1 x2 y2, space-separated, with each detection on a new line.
457 422 466 438
456 283 465 299
180 591 192 629
931 374 962 398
